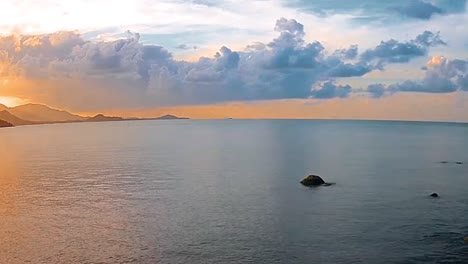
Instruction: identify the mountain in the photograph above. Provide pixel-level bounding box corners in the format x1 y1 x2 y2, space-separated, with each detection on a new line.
0 110 35 126
0 103 188 125
156 114 189 120
0 119 13 128
86 114 124 122
9 104 85 122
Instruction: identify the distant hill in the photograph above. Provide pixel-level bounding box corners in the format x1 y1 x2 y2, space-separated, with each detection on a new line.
0 110 35 126
87 114 124 122
0 103 188 126
156 114 189 120
9 104 85 122
0 104 8 111
0 119 13 128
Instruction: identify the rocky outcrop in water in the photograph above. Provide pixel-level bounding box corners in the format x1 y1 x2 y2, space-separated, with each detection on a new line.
430 193 439 198
440 161 464 165
300 175 326 186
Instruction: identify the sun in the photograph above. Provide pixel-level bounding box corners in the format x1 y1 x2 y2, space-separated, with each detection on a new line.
0 96 25 107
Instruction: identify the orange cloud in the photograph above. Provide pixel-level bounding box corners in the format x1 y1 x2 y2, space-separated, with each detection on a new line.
427 55 446 67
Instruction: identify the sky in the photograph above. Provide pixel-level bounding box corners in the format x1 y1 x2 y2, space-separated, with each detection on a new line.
0 0 467 121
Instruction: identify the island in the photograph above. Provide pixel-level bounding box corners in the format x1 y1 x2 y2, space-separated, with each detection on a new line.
0 119 14 128
86 114 125 122
154 114 189 120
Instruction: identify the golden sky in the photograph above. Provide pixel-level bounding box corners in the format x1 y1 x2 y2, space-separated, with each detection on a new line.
72 93 467 123
0 1 467 122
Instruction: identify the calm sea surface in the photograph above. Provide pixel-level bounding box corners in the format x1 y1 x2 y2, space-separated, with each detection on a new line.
1 120 467 263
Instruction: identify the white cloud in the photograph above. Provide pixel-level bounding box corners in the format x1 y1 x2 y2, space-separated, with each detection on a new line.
1 0 466 58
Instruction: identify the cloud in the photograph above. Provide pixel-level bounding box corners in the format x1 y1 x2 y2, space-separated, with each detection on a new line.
176 44 197 50
393 0 444 20
333 45 358 60
326 62 372 78
0 18 448 111
361 31 446 65
366 56 468 96
367 84 387 98
325 32 447 78
262 17 324 69
310 81 352 99
433 0 467 13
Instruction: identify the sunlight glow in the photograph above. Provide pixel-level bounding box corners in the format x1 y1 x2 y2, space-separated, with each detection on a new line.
0 96 25 107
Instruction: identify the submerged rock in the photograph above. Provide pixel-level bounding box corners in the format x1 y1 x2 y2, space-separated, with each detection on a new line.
430 193 439 198
456 162 464 165
300 175 326 186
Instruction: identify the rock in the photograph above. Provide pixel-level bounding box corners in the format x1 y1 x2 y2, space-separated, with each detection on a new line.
464 236 468 244
456 162 463 165
430 193 439 198
300 175 326 186
440 161 449 164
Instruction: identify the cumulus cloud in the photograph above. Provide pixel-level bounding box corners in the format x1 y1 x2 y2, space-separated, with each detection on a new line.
366 56 468 96
310 81 352 99
0 18 449 111
333 45 359 60
326 62 372 78
367 84 387 98
361 31 446 65
326 32 447 78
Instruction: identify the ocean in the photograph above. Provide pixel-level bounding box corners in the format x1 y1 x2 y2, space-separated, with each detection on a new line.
1 120 467 263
